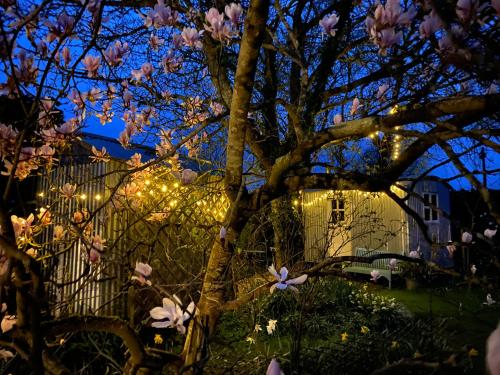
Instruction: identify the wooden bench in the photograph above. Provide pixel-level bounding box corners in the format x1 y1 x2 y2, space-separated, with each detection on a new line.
343 248 402 289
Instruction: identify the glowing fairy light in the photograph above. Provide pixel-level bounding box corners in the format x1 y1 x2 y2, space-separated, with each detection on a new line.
95 194 102 201
80 194 87 200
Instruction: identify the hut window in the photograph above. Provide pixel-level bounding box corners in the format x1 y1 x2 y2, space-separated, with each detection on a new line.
329 199 345 226
423 193 438 221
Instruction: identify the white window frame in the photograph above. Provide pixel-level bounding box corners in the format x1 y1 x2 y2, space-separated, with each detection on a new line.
423 193 439 222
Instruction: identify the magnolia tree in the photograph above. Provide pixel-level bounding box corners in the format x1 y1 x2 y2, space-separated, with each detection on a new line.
0 0 499 373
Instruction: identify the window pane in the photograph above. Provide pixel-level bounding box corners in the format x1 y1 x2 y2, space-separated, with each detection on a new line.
431 194 437 206
432 210 438 221
424 208 430 221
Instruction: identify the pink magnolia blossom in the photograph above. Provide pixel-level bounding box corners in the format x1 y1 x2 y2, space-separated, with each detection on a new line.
377 28 402 55
118 131 130 147
82 55 100 78
149 296 195 334
149 34 164 51
104 41 129 66
127 153 142 169
210 101 225 116
162 50 183 73
333 114 342 125
461 231 473 243
147 212 169 222
365 1 415 54
370 270 381 281
172 169 198 185
266 358 284 375
37 207 52 226
225 3 243 25
419 11 442 39
87 234 106 264
0 348 14 361
90 146 110 163
389 258 398 270
1 315 16 333
131 262 153 286
61 47 71 65
487 84 498 94
220 226 227 246
205 8 232 42
130 69 143 82
484 228 497 239
181 28 203 49
350 98 361 116
145 0 179 28
377 84 389 102
319 13 340 37
45 12 75 42
60 183 77 199
141 62 154 78
172 33 183 49
268 265 307 293
53 225 66 241
493 0 500 16
11 214 34 240
456 0 476 23
487 325 500 375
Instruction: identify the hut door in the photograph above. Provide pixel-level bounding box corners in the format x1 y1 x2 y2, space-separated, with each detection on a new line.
327 195 352 256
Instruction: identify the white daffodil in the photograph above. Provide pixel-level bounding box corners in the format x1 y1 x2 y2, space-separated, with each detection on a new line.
266 319 277 334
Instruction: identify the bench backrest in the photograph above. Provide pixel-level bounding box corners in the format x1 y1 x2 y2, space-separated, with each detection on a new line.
351 248 401 271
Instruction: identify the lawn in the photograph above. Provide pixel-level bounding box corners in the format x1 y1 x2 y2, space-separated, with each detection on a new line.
379 285 500 359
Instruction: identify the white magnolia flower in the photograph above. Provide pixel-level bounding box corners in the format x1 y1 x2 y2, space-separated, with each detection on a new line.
0 348 14 361
486 325 500 375
149 296 195 334
1 315 16 333
60 183 77 199
484 294 496 306
370 270 381 281
388 258 398 270
484 228 497 239
268 265 307 293
462 231 473 243
131 262 152 286
471 264 477 275
266 319 277 335
408 250 419 258
266 358 285 375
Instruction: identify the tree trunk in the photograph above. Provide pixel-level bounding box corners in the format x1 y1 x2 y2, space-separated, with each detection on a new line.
182 238 232 370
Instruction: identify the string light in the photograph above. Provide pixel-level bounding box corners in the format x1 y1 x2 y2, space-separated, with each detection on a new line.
38 192 44 197
95 194 101 201
80 194 87 200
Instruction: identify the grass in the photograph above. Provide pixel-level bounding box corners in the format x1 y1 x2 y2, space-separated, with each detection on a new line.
379 284 500 367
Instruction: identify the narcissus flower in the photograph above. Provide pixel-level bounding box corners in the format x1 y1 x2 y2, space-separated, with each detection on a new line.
341 332 348 342
468 348 479 357
360 326 370 334
268 265 307 293
266 319 277 335
245 336 255 344
153 334 163 344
